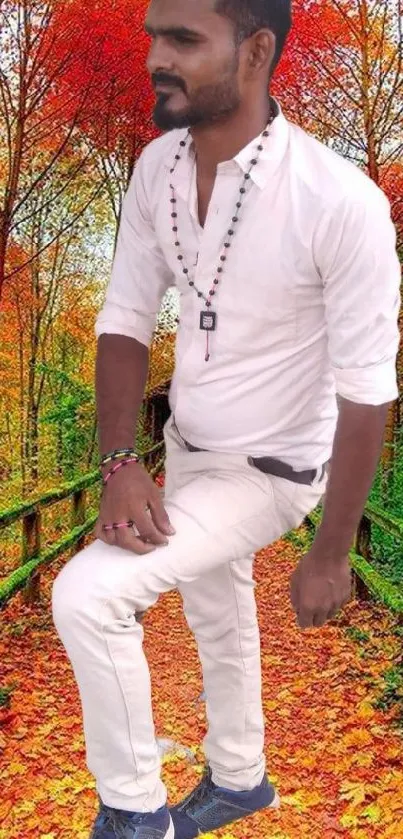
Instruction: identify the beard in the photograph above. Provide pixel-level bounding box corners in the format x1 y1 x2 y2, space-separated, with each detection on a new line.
152 66 241 131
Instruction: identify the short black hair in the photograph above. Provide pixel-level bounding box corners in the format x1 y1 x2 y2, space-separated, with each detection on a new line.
214 0 292 77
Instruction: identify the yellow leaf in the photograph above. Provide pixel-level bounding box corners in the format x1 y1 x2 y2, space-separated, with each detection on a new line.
339 780 367 806
356 700 376 720
7 762 26 776
362 802 382 823
343 728 373 747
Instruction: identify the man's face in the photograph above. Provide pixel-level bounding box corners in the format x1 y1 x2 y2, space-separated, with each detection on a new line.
145 0 242 130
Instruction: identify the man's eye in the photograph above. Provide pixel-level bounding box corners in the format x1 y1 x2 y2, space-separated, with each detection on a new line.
174 35 196 44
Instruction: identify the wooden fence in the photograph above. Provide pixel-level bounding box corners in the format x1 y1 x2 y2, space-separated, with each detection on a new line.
1 440 403 618
302 502 403 617
0 441 165 609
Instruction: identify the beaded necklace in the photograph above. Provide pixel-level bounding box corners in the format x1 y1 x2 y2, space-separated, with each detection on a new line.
169 103 275 362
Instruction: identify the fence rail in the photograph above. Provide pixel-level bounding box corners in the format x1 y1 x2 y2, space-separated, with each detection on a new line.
0 441 165 609
304 501 403 615
1 444 403 616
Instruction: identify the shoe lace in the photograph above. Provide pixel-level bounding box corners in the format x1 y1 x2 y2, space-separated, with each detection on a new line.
92 803 119 837
114 813 147 839
93 801 147 838
182 765 213 815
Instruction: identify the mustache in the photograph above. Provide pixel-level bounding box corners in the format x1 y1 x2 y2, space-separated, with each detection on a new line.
151 72 185 92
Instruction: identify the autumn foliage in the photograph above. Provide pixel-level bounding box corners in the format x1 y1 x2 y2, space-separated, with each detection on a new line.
0 1 402 838
1 528 403 838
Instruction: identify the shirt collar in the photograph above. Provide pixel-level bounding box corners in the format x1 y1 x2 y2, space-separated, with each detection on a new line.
163 97 289 190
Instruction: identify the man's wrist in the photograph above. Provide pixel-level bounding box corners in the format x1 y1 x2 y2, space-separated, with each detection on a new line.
310 527 353 562
100 452 141 478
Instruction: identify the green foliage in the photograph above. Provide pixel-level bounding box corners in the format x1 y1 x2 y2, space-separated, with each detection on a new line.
374 662 403 725
136 403 155 453
37 362 95 481
345 627 371 644
368 426 403 590
0 683 17 708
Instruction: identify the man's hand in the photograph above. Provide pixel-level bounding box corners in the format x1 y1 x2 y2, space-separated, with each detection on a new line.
94 460 175 555
289 547 353 629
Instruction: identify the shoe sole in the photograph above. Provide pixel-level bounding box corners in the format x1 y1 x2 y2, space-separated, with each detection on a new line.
166 814 175 838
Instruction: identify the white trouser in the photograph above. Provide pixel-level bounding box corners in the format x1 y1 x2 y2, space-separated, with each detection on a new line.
51 414 328 812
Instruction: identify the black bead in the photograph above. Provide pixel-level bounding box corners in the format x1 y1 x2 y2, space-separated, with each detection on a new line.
263 130 269 137
240 187 246 194
244 173 250 179
206 300 211 307
171 212 177 217
217 268 222 273
209 290 215 296
228 229 234 235
220 255 226 261
177 254 183 260
175 241 180 246
232 217 238 223
258 144 263 151
179 140 186 146
172 226 178 232
236 202 241 208
197 291 203 297
189 280 194 285
183 268 188 274
251 158 257 165
175 154 180 160
170 198 176 203
170 168 174 174
213 278 219 284
224 242 230 248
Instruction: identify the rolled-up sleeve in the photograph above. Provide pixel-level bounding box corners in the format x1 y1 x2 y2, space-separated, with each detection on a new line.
317 186 401 405
95 147 174 348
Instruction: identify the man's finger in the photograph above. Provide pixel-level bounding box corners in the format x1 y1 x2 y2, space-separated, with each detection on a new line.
96 519 156 555
312 610 329 628
131 507 170 546
114 525 156 555
289 574 299 610
148 491 176 536
95 519 117 547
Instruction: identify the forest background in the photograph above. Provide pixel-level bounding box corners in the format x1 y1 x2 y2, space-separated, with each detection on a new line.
0 0 402 578
0 1 403 838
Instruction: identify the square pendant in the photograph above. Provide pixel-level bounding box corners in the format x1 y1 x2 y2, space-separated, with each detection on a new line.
199 310 217 331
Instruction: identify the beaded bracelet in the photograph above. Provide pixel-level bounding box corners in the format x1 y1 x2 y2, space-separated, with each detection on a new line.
100 447 138 467
102 457 139 485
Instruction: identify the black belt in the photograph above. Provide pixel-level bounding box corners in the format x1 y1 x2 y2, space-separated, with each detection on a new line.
173 420 328 486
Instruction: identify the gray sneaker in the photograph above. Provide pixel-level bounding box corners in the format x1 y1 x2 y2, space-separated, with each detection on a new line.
89 798 174 838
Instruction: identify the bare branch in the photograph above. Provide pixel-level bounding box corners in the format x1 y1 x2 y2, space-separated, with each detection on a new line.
4 175 109 282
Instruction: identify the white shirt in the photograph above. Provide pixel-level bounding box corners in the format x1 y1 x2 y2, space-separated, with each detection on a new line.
94 98 401 471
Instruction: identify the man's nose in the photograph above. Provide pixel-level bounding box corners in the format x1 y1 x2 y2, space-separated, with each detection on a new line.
146 38 175 76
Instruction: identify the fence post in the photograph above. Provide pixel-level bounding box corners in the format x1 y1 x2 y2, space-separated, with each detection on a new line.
22 509 42 605
354 515 372 601
71 488 87 554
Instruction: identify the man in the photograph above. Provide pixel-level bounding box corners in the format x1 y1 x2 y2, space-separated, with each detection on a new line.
51 0 401 837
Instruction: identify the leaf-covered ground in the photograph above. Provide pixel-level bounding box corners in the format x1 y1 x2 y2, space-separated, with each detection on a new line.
1 534 402 839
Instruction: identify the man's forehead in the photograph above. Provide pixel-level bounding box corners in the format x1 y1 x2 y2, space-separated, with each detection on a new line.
145 0 221 34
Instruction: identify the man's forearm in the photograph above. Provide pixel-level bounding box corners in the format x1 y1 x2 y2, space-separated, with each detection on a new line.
312 396 390 560
95 334 149 458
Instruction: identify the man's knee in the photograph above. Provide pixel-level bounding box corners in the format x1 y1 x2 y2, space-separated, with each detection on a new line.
52 544 94 633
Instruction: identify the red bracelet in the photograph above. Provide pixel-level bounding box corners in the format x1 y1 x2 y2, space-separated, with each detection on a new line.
102 457 139 485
